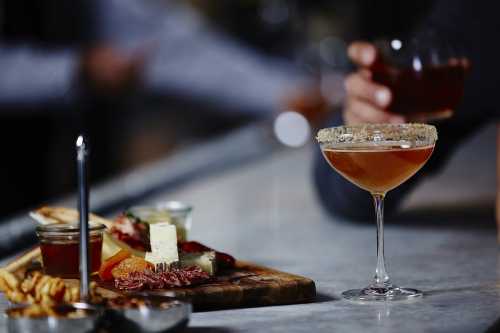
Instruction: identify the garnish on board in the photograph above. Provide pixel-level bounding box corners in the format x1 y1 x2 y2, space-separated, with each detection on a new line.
109 206 177 252
31 206 236 268
99 249 132 281
99 222 216 291
24 206 236 293
99 250 211 290
110 213 151 252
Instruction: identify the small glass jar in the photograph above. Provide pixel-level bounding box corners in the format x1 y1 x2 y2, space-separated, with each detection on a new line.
36 223 105 278
129 201 193 242
156 201 192 242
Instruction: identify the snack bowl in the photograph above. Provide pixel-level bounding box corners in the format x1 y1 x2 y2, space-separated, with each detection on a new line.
6 302 102 333
99 294 191 333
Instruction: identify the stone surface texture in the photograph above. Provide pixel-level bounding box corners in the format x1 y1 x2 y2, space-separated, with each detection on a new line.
1 124 498 332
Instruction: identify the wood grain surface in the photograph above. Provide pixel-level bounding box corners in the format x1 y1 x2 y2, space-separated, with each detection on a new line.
98 261 316 311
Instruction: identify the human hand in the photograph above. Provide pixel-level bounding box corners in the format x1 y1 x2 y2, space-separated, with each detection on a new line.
343 41 404 125
80 45 146 95
283 85 330 128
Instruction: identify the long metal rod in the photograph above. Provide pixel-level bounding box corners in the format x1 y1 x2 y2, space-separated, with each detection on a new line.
0 124 274 256
76 135 90 301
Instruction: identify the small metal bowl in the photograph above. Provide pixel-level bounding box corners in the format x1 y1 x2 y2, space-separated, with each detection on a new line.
6 302 101 333
100 294 191 333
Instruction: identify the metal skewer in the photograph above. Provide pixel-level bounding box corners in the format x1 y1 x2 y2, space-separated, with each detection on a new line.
76 135 90 301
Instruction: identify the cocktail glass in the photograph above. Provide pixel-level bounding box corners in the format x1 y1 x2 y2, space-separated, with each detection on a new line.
316 123 437 301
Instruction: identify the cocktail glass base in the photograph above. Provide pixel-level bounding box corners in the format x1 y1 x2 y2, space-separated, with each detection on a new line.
342 286 422 301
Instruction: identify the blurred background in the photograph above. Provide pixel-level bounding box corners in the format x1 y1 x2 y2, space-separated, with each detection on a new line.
0 0 438 218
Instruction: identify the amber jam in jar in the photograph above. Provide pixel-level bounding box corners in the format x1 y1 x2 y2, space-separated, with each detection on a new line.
36 223 105 278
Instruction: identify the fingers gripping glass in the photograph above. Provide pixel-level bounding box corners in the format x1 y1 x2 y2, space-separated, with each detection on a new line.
317 123 437 301
371 35 468 121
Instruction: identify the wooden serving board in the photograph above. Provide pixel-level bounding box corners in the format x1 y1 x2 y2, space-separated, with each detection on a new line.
96 261 316 311
6 248 316 312
5 208 316 311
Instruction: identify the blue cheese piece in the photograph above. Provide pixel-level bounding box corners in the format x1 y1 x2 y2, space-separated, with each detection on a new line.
145 223 179 265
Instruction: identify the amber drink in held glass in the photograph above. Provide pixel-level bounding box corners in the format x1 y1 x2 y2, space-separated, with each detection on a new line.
317 123 437 301
372 36 468 121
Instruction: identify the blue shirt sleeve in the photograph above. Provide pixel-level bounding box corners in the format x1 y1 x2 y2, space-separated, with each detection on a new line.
0 46 78 109
98 0 306 117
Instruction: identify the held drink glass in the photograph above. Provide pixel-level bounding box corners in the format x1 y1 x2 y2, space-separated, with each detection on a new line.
371 35 468 121
316 123 437 301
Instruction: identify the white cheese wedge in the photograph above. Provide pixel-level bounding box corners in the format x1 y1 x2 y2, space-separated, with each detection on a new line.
145 223 179 265
179 251 216 276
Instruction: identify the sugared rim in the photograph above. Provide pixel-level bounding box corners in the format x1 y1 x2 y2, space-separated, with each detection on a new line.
316 123 437 146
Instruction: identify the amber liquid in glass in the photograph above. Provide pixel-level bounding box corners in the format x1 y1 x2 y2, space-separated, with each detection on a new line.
322 145 434 193
372 63 466 117
40 238 103 278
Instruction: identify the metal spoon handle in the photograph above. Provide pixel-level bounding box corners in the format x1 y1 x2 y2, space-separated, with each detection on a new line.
76 135 90 301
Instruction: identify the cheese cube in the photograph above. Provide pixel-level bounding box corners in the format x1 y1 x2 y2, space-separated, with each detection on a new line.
145 223 178 265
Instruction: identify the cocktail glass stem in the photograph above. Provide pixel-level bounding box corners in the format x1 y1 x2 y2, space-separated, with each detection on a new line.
371 193 391 288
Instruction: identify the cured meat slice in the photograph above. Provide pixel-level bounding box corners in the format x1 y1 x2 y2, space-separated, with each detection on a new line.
114 266 210 291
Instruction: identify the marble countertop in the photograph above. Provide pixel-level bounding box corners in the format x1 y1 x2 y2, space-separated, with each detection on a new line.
1 124 498 332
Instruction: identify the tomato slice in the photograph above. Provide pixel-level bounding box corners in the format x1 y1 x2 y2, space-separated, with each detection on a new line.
99 249 131 281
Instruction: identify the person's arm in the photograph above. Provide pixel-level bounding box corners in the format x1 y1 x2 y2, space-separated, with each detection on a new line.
0 43 149 111
0 46 79 109
314 0 492 221
97 0 307 117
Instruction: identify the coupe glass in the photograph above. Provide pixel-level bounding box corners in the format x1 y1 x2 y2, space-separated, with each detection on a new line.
317 123 437 301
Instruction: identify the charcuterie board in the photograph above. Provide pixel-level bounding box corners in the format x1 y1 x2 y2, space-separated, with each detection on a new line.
96 261 316 311
3 206 316 311
5 254 316 312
